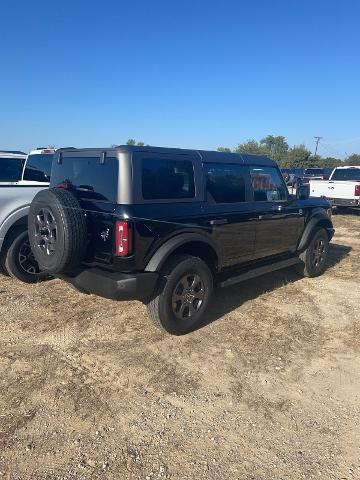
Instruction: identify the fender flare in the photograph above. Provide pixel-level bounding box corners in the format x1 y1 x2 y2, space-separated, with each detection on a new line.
0 206 30 251
297 212 334 252
144 233 220 272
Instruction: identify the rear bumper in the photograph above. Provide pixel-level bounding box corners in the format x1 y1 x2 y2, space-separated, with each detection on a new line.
328 198 360 207
58 268 159 301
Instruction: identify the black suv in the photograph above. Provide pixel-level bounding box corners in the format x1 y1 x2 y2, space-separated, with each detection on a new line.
28 146 334 335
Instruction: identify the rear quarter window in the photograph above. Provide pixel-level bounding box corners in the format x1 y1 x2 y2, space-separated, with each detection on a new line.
51 156 118 202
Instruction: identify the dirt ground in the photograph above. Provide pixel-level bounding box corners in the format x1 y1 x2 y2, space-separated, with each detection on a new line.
0 211 359 480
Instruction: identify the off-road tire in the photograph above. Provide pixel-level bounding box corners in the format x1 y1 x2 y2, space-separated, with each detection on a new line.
147 254 213 335
0 247 9 276
4 229 48 283
28 188 88 274
296 228 329 278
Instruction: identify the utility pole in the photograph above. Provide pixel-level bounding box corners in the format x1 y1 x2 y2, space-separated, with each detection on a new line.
314 136 323 156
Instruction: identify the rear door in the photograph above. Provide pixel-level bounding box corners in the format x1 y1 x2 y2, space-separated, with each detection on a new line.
201 163 257 267
249 166 303 258
50 152 120 264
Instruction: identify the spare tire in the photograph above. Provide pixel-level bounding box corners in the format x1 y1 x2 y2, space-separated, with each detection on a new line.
28 188 87 274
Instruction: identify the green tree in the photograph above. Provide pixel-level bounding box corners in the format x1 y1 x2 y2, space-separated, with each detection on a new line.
217 147 231 152
319 157 343 168
346 154 360 166
282 144 312 168
126 139 136 145
260 135 289 165
234 139 269 156
307 155 323 167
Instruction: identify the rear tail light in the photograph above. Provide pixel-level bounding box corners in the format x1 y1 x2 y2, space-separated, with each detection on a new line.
115 221 132 256
355 185 360 196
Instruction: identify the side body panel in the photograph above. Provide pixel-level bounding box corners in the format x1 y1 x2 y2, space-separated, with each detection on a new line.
0 185 48 249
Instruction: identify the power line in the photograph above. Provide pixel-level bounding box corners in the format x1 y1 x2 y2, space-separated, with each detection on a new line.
314 136 323 156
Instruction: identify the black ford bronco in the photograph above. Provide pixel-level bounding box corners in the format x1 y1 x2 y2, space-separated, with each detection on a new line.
28 146 334 335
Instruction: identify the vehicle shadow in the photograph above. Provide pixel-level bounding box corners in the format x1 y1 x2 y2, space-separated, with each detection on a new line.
196 243 352 332
333 207 360 216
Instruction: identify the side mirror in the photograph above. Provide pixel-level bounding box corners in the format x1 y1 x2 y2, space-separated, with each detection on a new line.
296 185 310 200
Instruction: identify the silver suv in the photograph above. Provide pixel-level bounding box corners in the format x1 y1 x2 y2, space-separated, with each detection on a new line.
0 148 54 282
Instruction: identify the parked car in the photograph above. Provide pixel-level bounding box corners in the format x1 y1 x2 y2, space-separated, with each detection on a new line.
281 169 302 188
309 166 360 209
301 168 328 184
28 146 334 334
0 148 55 282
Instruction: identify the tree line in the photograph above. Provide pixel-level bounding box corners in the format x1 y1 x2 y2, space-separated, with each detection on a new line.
123 137 360 168
217 135 360 168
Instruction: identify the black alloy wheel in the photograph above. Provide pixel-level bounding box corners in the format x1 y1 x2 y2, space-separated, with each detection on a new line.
147 254 213 335
34 208 58 257
171 273 206 320
18 238 41 275
311 236 326 269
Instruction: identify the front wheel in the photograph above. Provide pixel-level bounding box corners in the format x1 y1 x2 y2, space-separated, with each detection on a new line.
296 228 329 278
147 254 213 335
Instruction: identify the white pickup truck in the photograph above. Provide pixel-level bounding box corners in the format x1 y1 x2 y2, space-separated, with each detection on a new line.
0 148 54 282
309 166 360 209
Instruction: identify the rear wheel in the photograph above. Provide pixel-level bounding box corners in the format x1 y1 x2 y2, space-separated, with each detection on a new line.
296 228 329 278
4 230 48 283
147 254 213 335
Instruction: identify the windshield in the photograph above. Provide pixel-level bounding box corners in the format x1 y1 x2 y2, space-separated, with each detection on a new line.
331 168 360 181
0 158 25 182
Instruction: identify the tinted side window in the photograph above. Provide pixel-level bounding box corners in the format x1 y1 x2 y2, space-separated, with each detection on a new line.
142 158 195 200
23 154 53 182
250 166 287 201
0 158 25 182
51 157 118 202
204 163 247 203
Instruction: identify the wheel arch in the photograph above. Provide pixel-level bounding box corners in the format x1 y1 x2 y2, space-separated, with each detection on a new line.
144 233 220 273
0 211 29 252
297 212 334 253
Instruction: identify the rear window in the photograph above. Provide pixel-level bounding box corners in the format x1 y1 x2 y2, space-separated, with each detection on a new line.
331 168 360 181
0 158 25 181
142 158 195 200
51 156 118 202
23 154 53 182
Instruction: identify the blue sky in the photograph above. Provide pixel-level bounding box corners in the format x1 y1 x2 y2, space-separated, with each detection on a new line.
1 0 359 158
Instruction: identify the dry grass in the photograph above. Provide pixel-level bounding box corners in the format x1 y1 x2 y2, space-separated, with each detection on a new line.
0 210 359 479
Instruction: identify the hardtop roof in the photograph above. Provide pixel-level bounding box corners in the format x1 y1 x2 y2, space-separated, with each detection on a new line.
58 145 277 167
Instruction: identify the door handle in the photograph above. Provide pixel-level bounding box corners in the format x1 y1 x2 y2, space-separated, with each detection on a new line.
258 213 274 220
209 218 228 226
